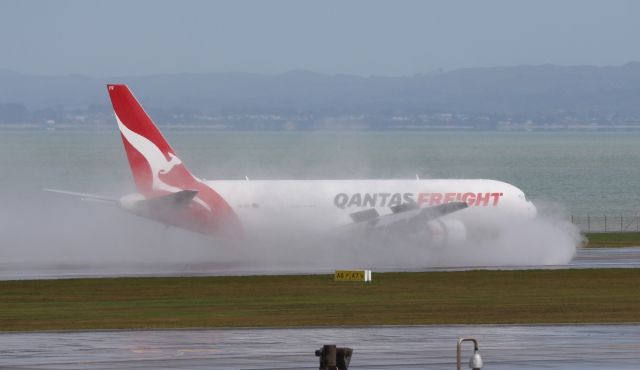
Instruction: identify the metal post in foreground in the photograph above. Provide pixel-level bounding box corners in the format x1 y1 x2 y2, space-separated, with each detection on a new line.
457 337 483 370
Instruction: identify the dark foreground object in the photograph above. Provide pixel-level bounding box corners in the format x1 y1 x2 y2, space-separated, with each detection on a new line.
316 344 353 370
1 268 639 331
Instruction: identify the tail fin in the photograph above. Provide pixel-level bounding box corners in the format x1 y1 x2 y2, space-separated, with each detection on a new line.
107 84 242 237
107 84 194 196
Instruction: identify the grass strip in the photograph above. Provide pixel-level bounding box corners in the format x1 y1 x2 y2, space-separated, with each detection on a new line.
585 232 640 247
1 269 639 331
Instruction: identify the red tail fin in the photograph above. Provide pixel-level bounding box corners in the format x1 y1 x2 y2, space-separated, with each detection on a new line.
106 84 241 237
107 84 192 196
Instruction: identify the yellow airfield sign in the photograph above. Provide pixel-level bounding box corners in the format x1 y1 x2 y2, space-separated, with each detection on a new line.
334 269 372 282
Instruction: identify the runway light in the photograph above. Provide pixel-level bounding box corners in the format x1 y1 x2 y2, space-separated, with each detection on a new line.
457 337 483 370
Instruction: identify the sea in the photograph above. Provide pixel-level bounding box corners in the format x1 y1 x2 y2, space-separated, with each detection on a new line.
1 129 639 216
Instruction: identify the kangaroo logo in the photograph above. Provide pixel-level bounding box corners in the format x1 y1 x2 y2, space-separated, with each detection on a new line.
116 115 213 212
116 114 184 194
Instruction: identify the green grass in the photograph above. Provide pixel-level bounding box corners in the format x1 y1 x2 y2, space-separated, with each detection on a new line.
1 269 639 331
585 232 640 247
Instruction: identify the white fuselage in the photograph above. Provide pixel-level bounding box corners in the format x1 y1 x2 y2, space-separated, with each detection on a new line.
206 178 536 234
106 84 537 241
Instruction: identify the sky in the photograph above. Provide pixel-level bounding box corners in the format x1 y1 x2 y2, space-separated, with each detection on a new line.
1 0 639 77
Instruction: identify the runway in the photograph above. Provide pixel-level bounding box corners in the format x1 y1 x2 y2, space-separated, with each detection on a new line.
0 324 638 369
568 247 640 268
1 249 638 369
0 247 639 280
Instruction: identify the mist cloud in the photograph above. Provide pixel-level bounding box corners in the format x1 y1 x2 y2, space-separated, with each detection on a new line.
0 192 580 280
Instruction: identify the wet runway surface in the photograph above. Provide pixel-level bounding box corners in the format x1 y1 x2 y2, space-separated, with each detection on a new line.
0 325 638 369
1 249 638 369
568 247 640 268
1 247 639 280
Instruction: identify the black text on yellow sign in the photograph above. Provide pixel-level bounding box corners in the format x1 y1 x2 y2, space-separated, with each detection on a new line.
334 270 372 282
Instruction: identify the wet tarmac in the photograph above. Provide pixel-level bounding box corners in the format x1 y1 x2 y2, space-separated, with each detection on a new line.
1 247 639 280
0 325 638 369
1 249 638 369
568 247 640 268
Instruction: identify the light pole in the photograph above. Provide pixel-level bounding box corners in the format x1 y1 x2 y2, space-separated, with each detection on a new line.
457 337 483 370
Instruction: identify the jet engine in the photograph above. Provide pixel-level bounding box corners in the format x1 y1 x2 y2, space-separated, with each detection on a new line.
421 218 467 247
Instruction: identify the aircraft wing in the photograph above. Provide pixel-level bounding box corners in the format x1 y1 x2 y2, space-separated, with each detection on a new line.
341 202 468 235
43 188 118 203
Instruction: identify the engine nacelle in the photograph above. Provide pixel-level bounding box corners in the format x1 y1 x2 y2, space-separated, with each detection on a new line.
423 218 467 247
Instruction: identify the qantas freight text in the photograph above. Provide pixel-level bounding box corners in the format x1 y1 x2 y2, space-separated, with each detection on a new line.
333 192 504 209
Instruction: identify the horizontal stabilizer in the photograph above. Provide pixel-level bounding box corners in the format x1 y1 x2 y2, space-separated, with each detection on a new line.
43 188 117 203
134 190 198 215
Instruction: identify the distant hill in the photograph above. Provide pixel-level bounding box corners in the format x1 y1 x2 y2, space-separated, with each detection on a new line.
1 63 640 127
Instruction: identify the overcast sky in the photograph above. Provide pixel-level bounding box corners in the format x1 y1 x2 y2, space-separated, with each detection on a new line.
1 0 639 77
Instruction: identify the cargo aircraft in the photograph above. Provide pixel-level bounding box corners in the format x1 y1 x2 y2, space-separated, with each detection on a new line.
46 85 536 246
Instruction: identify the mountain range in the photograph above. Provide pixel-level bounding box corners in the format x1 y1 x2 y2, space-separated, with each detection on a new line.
2 63 640 126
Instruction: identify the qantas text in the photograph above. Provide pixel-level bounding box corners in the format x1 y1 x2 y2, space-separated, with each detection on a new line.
333 192 504 209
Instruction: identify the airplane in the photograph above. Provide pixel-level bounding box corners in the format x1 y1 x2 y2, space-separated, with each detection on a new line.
45 84 537 246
